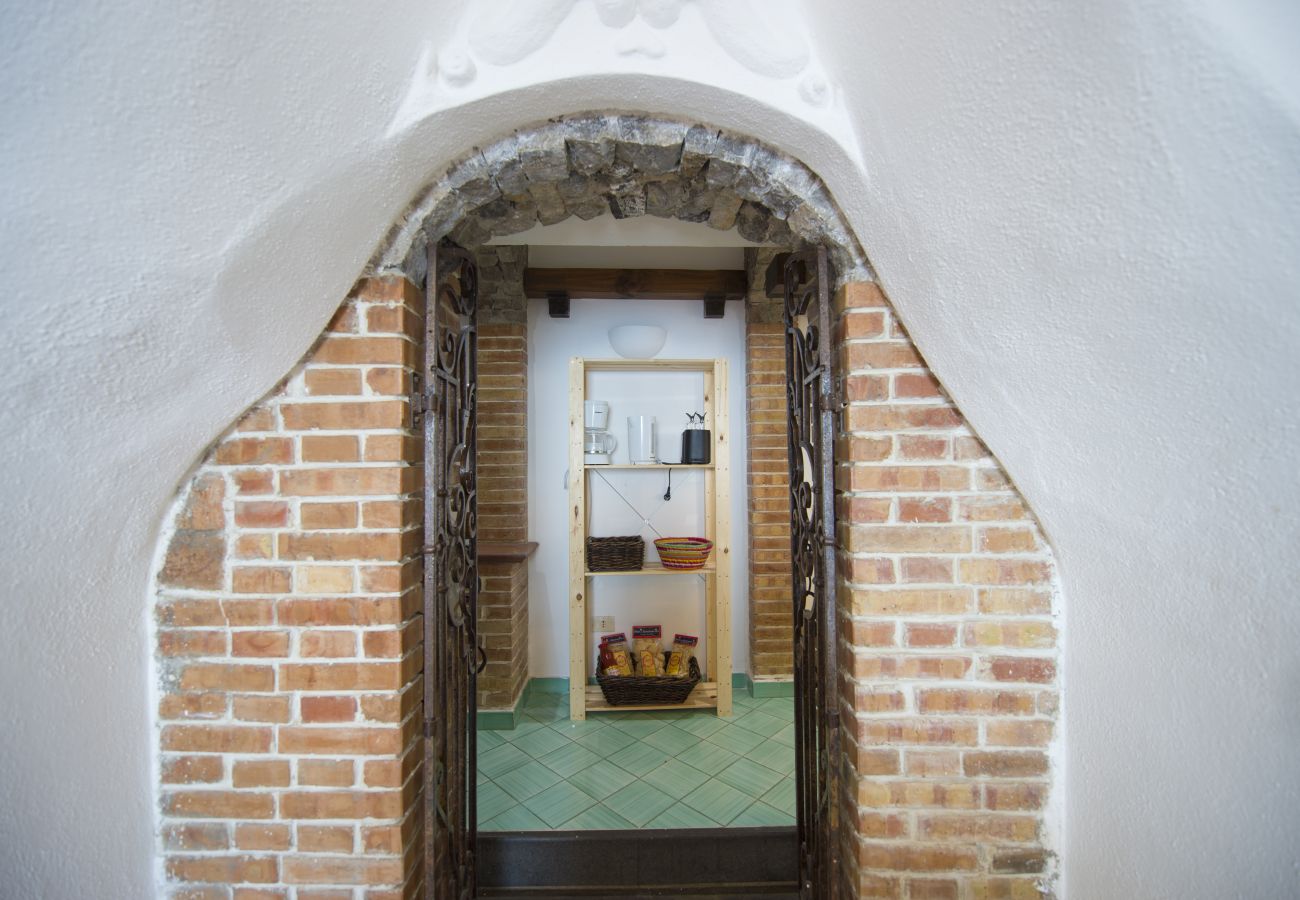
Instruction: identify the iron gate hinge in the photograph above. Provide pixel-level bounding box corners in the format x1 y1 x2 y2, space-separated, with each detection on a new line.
410 372 428 427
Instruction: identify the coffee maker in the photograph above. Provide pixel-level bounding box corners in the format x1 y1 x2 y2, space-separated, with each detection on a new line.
584 401 616 465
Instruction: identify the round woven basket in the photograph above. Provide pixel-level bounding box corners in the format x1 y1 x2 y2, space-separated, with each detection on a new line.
653 537 714 570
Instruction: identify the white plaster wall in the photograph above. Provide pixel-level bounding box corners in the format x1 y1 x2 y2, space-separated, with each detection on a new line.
1 1 1297 896
525 297 750 680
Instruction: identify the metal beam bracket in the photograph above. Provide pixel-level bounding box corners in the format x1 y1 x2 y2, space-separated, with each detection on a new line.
547 291 570 318
703 292 727 319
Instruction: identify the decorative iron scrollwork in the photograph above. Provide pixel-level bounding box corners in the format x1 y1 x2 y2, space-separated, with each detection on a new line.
785 247 840 900
423 241 480 900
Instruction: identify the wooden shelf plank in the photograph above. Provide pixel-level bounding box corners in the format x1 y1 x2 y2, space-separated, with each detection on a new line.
584 681 720 713
580 358 718 372
585 463 714 470
586 561 715 577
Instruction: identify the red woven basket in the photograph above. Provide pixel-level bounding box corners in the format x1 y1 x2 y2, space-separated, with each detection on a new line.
653 537 714 570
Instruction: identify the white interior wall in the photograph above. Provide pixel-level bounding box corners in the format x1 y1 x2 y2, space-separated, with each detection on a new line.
525 298 750 680
1 2 1298 896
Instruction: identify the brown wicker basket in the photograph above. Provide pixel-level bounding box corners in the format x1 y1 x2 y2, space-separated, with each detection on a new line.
596 656 701 706
585 535 645 571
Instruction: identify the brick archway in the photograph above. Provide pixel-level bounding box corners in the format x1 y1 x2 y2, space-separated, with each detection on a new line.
153 114 1062 899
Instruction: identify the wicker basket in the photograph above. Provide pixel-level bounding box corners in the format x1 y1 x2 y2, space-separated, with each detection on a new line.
586 535 645 572
596 655 701 706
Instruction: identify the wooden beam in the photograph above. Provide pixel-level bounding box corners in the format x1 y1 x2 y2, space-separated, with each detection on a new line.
523 268 747 301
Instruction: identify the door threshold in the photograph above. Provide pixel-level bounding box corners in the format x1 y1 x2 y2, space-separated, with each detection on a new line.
477 826 798 896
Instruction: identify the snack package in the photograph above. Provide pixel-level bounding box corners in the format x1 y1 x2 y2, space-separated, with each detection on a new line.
665 633 698 676
599 632 633 676
632 625 664 676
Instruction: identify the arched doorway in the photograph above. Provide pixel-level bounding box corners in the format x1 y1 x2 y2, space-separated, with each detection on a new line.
404 115 857 898
151 112 1062 900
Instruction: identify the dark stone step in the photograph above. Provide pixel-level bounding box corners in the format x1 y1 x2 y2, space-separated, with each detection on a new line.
478 827 799 896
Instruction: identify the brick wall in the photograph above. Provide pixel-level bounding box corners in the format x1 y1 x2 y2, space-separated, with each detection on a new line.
477 558 529 711
152 268 1060 898
832 282 1060 899
473 247 531 714
154 276 426 899
476 324 527 545
744 248 795 680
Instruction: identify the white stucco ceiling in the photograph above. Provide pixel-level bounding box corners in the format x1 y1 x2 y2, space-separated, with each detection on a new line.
1 1 1297 897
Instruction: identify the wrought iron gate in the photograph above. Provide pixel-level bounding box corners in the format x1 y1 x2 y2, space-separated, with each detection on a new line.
784 247 840 899
419 240 483 900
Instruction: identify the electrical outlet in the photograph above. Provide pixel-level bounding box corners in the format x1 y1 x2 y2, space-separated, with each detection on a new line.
593 616 614 632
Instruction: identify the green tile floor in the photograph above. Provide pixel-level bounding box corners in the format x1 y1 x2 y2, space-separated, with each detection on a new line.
477 689 796 831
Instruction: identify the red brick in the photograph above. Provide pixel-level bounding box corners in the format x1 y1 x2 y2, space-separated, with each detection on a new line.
232 695 291 723
298 824 354 853
905 623 957 647
848 466 969 492
176 475 225 529
161 756 224 784
232 468 275 495
299 759 356 787
277 533 405 562
279 791 401 820
858 842 978 872
159 693 228 721
281 467 415 496
280 663 403 692
278 726 401 755
898 498 952 523
232 760 290 788
917 689 1037 716
987 656 1056 683
234 501 289 529
304 368 363 396
963 752 1049 778
301 435 361 463
234 824 291 852
161 531 225 590
162 822 229 851
301 696 358 723
959 559 1051 585
166 855 278 884
281 856 403 885
231 567 291 594
162 725 272 754
158 630 227 657
300 630 358 657
215 438 293 466
163 791 275 819
895 373 944 399
231 631 290 657
898 436 948 460
301 501 360 530
179 664 274 692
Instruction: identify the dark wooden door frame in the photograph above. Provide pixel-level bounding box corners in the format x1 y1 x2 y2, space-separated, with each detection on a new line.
420 239 483 900
420 250 841 897
777 247 841 899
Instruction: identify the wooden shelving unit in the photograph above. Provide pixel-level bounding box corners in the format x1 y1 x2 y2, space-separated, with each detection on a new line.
568 357 732 720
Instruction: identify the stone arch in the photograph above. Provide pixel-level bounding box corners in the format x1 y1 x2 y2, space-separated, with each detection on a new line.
152 110 1062 899
370 112 870 284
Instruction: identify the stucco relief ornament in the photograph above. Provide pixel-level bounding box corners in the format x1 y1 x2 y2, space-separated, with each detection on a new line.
394 0 839 132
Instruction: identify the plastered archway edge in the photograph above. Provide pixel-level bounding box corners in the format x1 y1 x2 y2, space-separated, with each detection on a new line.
151 108 1064 899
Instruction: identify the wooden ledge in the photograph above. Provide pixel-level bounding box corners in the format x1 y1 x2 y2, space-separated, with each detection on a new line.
478 541 539 564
